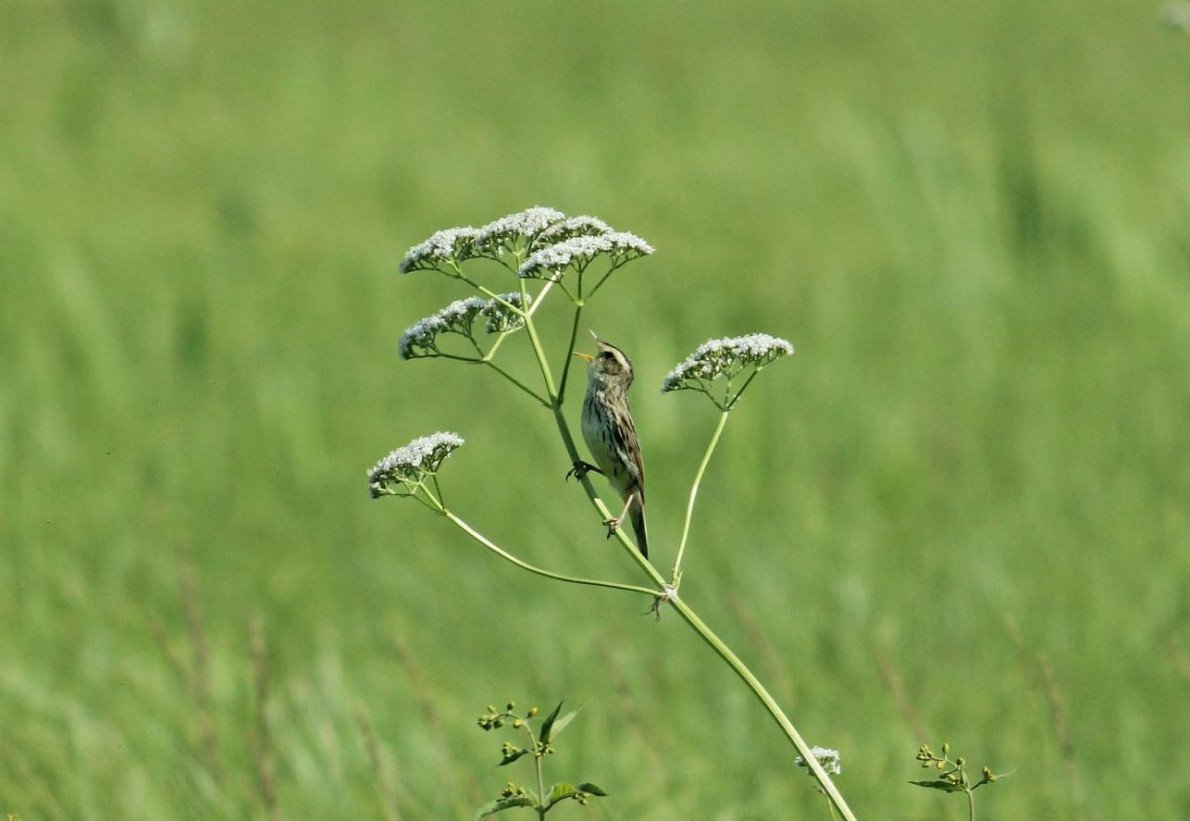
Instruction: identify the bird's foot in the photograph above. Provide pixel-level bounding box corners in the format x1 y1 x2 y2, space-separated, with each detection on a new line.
566 460 602 481
602 515 624 539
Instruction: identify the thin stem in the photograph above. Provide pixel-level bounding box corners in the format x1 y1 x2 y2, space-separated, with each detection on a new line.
413 480 442 512
422 351 482 364
966 788 975 821
588 260 622 295
671 409 731 587
534 738 547 820
431 474 445 510
556 301 584 403
486 281 555 361
519 281 559 400
726 365 765 410
482 360 550 407
442 510 657 597
665 594 857 821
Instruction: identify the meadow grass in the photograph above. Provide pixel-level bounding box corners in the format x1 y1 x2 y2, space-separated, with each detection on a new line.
1 0 1187 817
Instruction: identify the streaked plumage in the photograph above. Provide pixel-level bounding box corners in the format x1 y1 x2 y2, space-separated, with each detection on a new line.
577 339 648 557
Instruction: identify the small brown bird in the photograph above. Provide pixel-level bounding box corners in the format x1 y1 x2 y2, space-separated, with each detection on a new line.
573 338 648 557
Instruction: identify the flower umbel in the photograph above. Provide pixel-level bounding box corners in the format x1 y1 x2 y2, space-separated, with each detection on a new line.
398 293 530 360
517 231 654 282
533 215 612 246
662 333 794 409
474 206 566 256
367 432 464 499
399 226 483 273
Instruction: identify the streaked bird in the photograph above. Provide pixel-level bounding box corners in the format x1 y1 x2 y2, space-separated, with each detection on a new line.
573 338 648 558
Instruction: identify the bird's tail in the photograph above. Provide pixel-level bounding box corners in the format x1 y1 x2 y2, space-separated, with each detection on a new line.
630 495 648 559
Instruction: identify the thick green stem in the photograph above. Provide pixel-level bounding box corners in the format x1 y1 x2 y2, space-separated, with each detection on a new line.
443 511 656 596
520 281 559 399
671 410 731 587
534 730 547 819
666 594 857 821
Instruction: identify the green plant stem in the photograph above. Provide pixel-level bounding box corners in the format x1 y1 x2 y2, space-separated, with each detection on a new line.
671 409 730 587
486 281 555 360
556 302 584 403
481 360 550 407
534 751 547 820
520 281 560 398
725 365 764 409
966 788 975 821
666 594 857 821
443 510 656 597
524 722 547 819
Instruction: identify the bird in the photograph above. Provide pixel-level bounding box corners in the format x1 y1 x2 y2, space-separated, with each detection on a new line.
572 337 649 558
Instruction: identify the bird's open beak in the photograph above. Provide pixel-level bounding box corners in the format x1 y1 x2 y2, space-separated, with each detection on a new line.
572 351 594 362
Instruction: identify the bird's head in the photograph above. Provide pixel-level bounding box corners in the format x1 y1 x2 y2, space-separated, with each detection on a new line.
574 336 635 390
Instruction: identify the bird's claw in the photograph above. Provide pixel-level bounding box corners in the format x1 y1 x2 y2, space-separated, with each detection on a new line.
602 516 623 539
566 460 601 481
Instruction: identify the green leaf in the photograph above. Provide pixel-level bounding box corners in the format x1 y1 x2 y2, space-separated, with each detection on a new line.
538 700 565 745
473 795 537 819
576 782 608 797
548 706 582 741
499 748 531 766
545 783 577 809
909 779 965 793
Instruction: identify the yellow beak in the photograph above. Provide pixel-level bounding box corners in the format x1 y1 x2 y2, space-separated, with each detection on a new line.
572 351 594 362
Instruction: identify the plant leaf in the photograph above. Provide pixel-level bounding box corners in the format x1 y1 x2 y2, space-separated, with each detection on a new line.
545 783 576 809
909 779 964 793
576 782 608 797
548 706 582 741
498 748 530 766
538 700 565 745
473 795 536 819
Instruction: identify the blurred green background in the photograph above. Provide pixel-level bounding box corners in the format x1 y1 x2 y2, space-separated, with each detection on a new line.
2 0 1187 818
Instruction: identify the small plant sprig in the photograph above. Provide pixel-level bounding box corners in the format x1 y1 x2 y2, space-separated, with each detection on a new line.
474 701 607 819
910 742 1005 821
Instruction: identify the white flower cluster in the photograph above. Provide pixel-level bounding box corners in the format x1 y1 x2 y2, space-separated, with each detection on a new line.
474 206 566 252
398 207 653 284
661 333 794 393
367 432 465 497
517 231 655 279
795 746 842 776
480 292 531 333
399 207 572 272
399 226 483 273
534 215 612 245
398 293 529 359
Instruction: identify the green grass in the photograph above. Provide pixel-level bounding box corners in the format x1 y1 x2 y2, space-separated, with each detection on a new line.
2 0 1188 817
